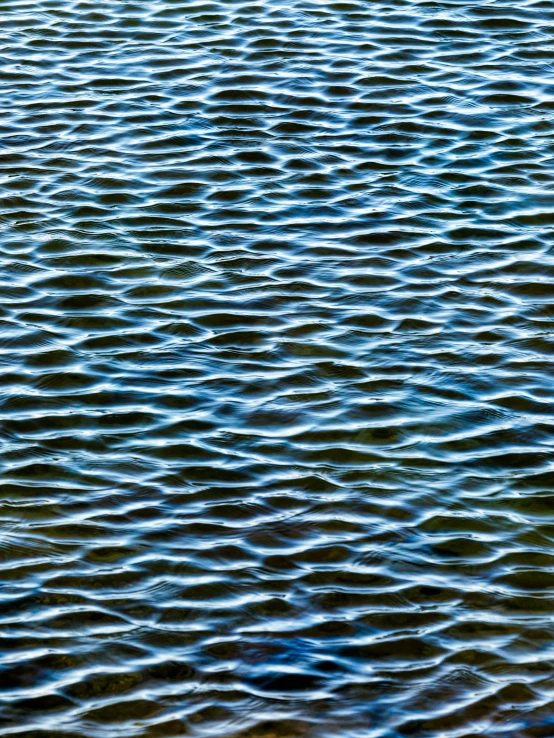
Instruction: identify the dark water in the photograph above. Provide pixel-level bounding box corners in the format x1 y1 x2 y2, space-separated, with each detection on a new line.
2 0 554 735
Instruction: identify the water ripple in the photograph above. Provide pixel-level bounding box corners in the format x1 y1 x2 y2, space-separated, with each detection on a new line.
2 0 554 735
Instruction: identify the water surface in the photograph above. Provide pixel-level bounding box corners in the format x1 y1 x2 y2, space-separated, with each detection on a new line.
2 0 554 735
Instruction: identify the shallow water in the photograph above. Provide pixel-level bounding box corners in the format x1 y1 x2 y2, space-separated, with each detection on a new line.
2 0 554 735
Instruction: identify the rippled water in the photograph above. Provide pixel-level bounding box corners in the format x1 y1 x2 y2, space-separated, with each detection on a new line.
3 0 554 735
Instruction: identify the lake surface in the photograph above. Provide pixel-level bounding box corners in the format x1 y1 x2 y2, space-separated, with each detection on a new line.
2 0 554 735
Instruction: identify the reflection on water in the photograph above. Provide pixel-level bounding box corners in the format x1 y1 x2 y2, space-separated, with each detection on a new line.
2 0 554 735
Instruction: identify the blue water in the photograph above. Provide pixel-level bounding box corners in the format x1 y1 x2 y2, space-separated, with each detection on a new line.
2 0 554 735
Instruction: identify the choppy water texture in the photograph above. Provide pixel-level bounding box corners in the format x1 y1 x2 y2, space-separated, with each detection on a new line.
4 0 554 736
